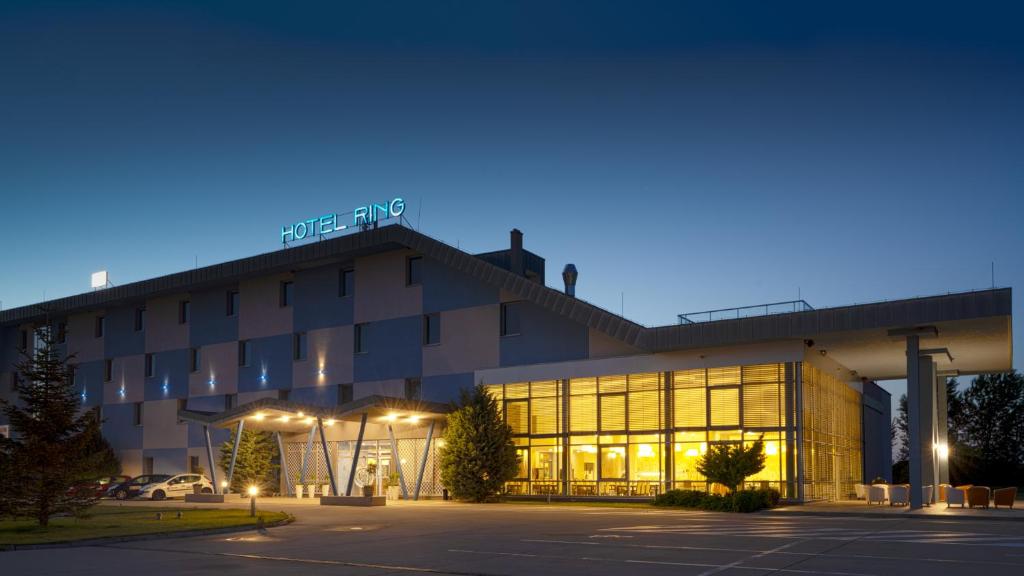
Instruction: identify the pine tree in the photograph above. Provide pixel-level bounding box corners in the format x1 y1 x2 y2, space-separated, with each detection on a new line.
696 436 766 493
439 385 519 502
0 326 120 526
219 428 279 494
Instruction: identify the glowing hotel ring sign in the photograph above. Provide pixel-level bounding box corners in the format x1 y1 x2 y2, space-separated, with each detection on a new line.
281 197 405 245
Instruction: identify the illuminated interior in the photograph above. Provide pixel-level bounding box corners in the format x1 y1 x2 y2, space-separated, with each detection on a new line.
487 362 863 500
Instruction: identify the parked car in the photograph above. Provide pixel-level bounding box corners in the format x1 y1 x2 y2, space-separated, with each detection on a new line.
137 474 214 500
106 474 171 500
68 475 132 498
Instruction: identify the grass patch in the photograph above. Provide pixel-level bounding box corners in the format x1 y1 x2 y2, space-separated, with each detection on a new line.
0 505 290 546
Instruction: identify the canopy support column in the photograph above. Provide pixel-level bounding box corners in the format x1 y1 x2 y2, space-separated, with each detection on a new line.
317 417 339 497
204 425 219 494
414 420 435 501
346 412 368 496
388 424 409 500
275 432 292 496
301 425 316 484
225 419 244 493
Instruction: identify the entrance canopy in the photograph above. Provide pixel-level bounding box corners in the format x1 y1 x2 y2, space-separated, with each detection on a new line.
178 395 450 432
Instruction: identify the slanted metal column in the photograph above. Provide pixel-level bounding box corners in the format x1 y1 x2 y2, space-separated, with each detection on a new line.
275 432 292 496
226 419 245 493
346 412 368 496
203 425 219 494
301 425 316 484
388 423 409 500
414 420 436 500
317 417 339 497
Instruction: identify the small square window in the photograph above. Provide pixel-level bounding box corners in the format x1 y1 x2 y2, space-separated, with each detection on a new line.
179 300 191 324
280 281 294 307
238 340 250 367
339 268 354 297
423 313 440 346
406 256 422 286
104 358 113 382
95 316 106 338
227 290 239 316
134 307 146 332
500 302 522 337
354 323 367 354
145 353 155 378
189 348 200 373
293 332 307 361
338 383 353 405
404 378 421 401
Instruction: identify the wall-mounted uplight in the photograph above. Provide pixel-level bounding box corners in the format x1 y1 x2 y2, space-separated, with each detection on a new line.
162 377 170 395
317 364 326 379
80 386 88 403
119 385 126 399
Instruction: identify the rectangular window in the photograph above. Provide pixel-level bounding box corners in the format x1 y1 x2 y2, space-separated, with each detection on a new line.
190 456 200 474
354 323 367 354
422 313 440 345
189 347 200 373
104 358 113 382
293 332 307 361
406 256 422 286
145 353 155 378
225 393 237 410
238 340 250 367
404 378 421 401
339 268 354 297
57 322 67 343
95 316 105 338
500 302 521 336
177 398 187 423
280 281 294 307
227 290 239 316
134 307 146 332
338 383 354 405
709 386 741 427
133 402 144 426
179 300 191 324
143 457 153 474
18 330 27 351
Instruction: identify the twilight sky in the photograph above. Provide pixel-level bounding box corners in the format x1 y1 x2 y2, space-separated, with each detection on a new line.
1 1 1022 408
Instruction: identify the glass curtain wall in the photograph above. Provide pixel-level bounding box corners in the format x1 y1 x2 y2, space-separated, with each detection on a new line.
487 362 840 499
800 363 863 501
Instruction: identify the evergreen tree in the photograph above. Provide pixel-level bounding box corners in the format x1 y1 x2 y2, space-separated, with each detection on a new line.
0 326 120 526
959 371 1024 486
696 436 766 493
219 428 279 494
439 385 519 502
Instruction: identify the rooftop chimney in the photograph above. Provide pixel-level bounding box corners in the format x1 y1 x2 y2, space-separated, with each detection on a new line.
562 263 578 297
509 229 524 276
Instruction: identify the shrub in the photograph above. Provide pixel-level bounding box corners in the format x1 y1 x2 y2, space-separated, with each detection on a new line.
653 488 780 513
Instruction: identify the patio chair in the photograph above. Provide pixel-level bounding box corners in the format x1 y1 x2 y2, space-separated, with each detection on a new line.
946 486 967 508
993 487 1017 509
854 483 866 500
922 485 934 506
867 485 886 505
889 484 910 506
968 486 991 509
938 483 952 502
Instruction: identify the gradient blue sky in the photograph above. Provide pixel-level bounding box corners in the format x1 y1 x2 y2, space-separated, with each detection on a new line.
2 2 1022 409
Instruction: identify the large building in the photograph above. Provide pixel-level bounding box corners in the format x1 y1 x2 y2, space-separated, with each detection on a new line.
0 223 1013 502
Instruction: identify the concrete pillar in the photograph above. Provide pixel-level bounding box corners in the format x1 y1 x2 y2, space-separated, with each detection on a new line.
907 336 922 508
935 372 949 485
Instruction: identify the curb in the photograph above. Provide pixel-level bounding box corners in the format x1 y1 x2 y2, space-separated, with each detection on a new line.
0 513 294 552
762 508 1024 523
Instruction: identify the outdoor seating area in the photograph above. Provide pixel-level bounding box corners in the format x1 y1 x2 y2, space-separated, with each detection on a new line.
854 482 1018 510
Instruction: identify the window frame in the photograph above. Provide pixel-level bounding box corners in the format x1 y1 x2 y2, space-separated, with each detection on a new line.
179 300 191 324
339 268 354 297
134 307 146 332
338 383 354 405
133 402 144 427
145 353 155 378
354 323 367 354
280 281 294 307
405 255 423 286
293 332 307 361
238 340 250 367
189 347 200 373
104 358 113 382
404 377 421 401
422 313 440 346
500 301 522 337
226 290 239 317
95 315 105 338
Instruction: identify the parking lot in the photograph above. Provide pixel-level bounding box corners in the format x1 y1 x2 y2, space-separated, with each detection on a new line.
6 500 1024 575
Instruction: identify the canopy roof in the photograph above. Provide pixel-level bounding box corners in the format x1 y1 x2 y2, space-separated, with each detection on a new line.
178 395 450 433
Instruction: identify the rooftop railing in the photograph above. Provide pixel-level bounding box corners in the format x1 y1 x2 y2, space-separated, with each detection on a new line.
678 300 814 325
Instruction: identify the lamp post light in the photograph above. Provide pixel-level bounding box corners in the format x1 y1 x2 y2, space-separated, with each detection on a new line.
248 485 259 517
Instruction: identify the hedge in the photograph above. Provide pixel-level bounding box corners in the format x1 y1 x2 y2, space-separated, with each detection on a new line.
653 488 781 513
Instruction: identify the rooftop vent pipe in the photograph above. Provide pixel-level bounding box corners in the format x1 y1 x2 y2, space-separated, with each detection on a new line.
562 264 578 297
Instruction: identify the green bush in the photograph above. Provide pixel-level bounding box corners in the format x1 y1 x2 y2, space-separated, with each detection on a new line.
654 488 780 513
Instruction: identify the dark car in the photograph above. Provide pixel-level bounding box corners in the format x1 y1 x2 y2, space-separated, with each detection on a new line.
69 475 132 499
106 474 171 500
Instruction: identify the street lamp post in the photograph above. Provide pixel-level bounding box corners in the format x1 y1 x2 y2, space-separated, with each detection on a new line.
248 485 258 517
